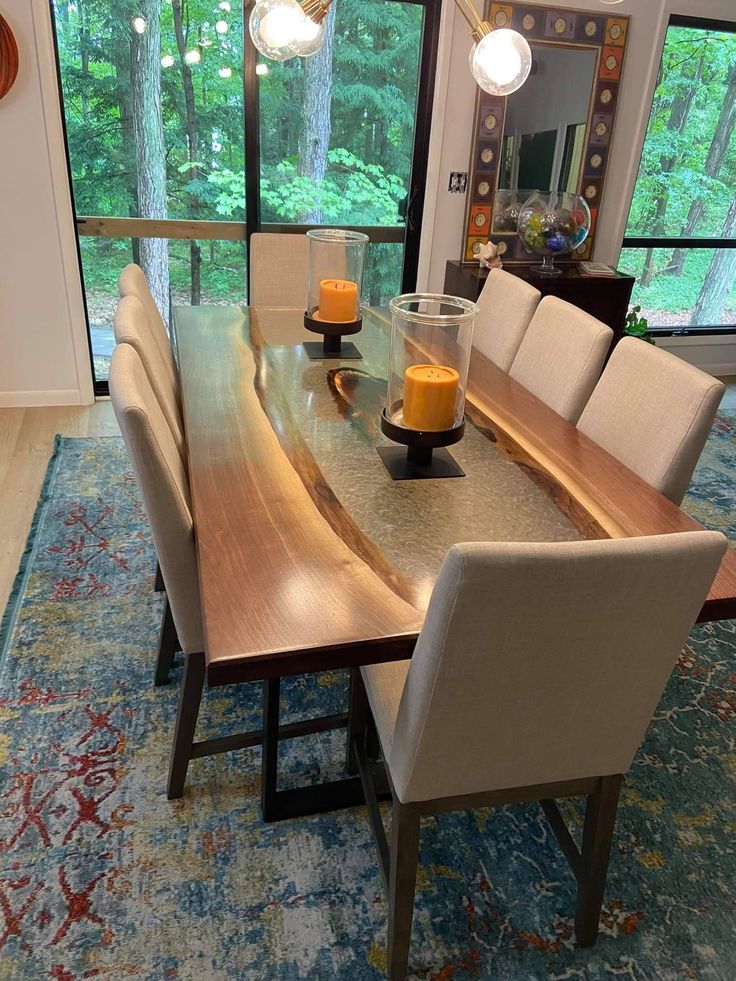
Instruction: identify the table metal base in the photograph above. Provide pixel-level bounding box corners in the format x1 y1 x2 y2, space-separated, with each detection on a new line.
260 677 389 822
303 341 363 361
377 445 465 480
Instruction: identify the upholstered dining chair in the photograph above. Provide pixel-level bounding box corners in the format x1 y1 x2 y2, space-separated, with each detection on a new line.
119 262 179 396
577 337 725 504
114 295 186 465
472 268 541 370
349 533 726 980
249 232 310 307
509 296 613 423
110 342 240 799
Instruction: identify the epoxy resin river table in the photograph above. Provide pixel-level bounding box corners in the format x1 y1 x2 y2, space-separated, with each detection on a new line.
174 306 736 817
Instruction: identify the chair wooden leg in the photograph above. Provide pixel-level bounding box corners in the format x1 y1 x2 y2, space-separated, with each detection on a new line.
167 651 205 800
346 667 369 774
387 800 421 981
155 597 179 686
575 774 622 946
154 560 165 592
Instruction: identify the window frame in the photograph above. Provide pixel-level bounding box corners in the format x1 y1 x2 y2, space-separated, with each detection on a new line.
620 14 736 337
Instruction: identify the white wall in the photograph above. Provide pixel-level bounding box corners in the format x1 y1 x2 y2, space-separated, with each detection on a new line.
0 0 92 407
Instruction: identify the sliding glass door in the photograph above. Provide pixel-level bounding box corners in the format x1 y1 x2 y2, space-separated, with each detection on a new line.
51 0 440 392
51 0 247 388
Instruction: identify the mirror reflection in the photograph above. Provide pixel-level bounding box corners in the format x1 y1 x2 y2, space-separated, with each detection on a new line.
497 43 598 211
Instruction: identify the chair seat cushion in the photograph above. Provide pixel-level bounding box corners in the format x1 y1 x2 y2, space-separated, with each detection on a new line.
361 660 410 759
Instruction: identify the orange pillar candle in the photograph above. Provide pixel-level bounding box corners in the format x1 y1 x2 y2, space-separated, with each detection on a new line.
402 364 460 431
316 279 358 323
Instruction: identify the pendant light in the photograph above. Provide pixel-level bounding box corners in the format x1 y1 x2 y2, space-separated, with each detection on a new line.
454 0 532 96
249 0 331 62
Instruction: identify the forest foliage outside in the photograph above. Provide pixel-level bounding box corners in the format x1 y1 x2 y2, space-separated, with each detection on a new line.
621 24 736 328
53 0 421 350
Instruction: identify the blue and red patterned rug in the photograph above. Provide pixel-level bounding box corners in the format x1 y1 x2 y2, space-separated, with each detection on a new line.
0 420 735 980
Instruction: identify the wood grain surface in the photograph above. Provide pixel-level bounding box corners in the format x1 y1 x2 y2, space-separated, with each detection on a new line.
175 306 422 685
0 14 19 101
175 306 736 686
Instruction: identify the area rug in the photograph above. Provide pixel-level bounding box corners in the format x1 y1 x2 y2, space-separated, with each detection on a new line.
0 421 734 980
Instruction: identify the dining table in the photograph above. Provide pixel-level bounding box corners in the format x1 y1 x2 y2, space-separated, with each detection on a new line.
173 303 736 821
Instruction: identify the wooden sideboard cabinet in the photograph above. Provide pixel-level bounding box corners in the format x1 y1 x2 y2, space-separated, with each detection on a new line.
444 261 635 346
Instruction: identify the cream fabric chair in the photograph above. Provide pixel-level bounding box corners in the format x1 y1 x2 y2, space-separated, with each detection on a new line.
118 263 178 395
114 295 185 463
509 296 613 422
472 268 541 370
350 533 726 979
577 337 725 504
110 343 228 799
249 232 309 307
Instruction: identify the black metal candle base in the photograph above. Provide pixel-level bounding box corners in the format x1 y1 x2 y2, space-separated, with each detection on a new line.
303 311 363 360
378 409 465 480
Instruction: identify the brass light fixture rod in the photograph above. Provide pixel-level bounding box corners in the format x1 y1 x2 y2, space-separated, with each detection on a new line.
453 0 491 42
301 0 332 24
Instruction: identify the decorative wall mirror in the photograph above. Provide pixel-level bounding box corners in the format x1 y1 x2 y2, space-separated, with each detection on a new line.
462 2 629 264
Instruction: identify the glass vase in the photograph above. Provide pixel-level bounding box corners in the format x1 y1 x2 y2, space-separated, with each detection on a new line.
378 293 478 480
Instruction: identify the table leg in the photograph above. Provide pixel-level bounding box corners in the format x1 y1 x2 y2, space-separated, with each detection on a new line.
259 675 390 823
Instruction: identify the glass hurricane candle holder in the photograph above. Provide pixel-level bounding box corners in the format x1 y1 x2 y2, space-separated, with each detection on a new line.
378 293 478 480
303 228 369 360
517 191 591 276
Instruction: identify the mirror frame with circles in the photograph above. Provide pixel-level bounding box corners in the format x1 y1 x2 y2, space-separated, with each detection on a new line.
462 2 629 264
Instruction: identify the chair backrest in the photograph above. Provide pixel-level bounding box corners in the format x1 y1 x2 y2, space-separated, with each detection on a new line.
577 337 725 505
109 343 203 654
114 295 185 464
119 263 178 395
509 296 612 422
473 268 541 371
249 232 309 307
387 533 726 803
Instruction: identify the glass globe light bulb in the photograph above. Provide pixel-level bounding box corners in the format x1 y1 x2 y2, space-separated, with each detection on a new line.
292 14 325 57
183 49 201 65
215 19 229 34
469 28 532 97
161 54 175 68
131 15 147 34
249 0 306 62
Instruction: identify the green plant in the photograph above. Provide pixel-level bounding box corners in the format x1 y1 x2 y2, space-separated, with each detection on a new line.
624 304 654 343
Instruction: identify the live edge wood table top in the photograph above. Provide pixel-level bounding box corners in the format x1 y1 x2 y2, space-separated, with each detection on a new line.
174 305 736 687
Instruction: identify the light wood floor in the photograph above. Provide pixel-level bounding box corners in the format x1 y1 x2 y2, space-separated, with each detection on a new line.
0 401 120 617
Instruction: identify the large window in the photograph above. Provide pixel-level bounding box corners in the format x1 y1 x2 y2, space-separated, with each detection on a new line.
620 16 736 333
51 0 440 392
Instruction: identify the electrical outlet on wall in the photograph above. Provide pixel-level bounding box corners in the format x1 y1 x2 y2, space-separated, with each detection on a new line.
448 172 467 194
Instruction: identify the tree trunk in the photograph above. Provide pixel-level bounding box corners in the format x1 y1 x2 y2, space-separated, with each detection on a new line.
171 0 201 304
640 59 702 288
131 0 170 321
111 44 139 214
78 0 90 124
669 61 736 276
690 192 736 326
297 3 337 223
